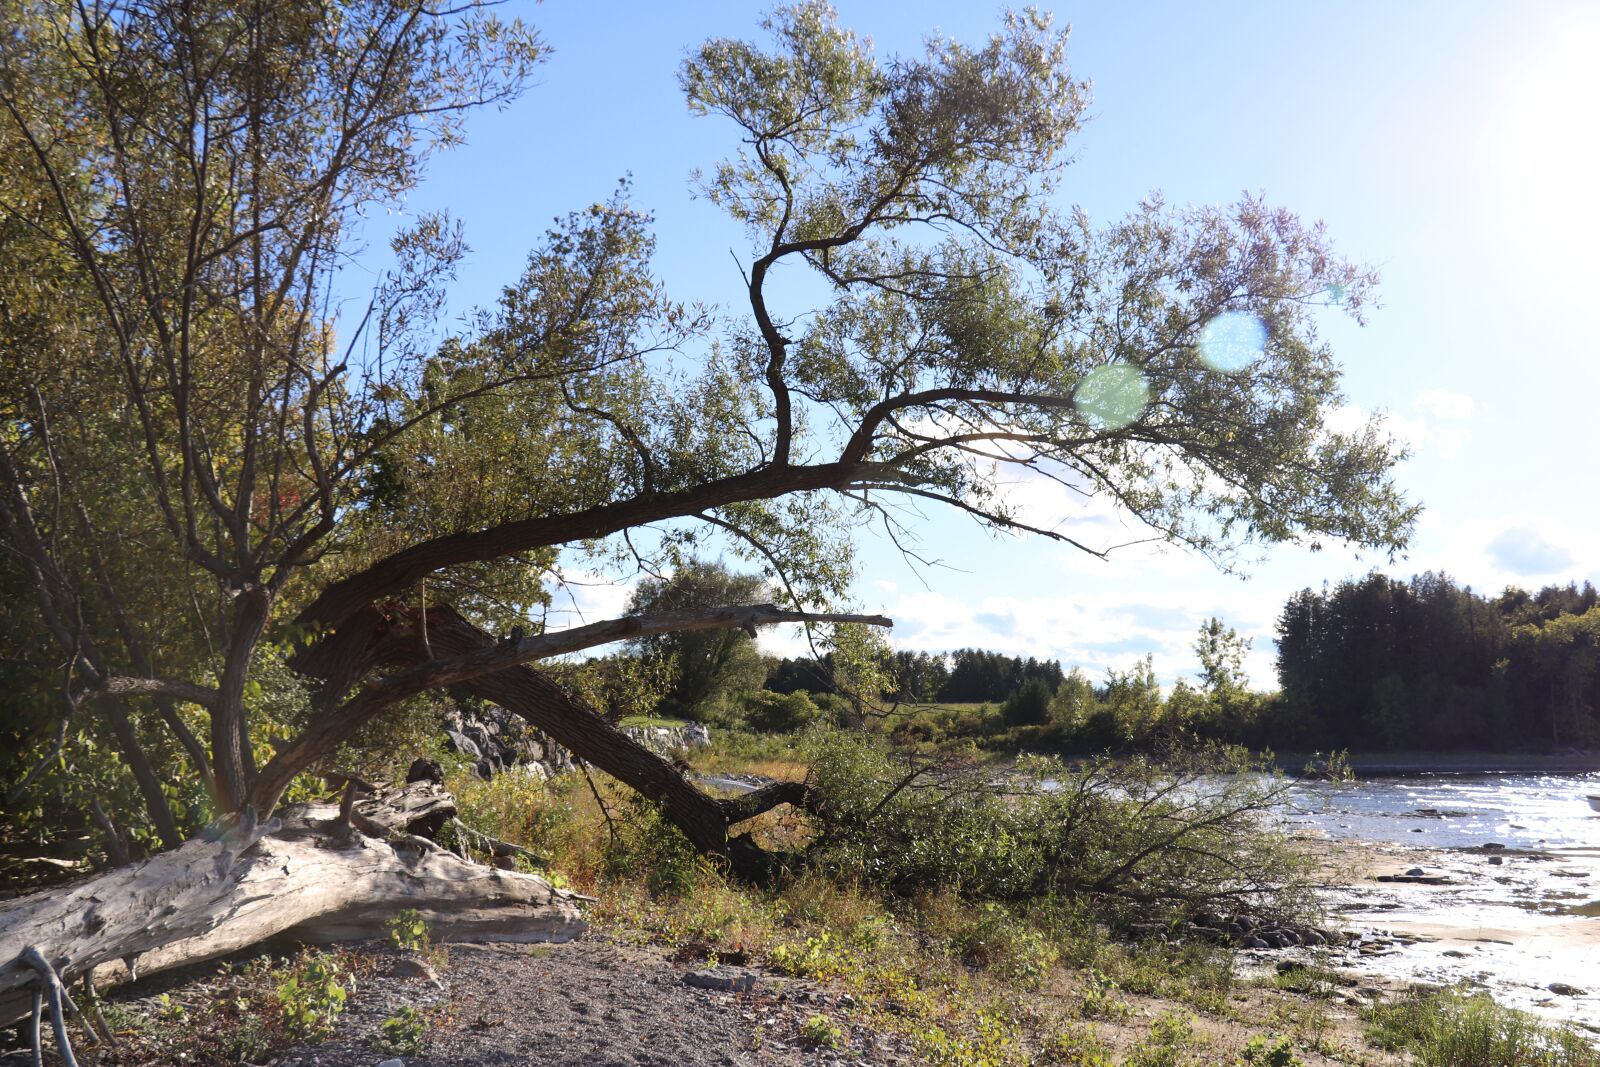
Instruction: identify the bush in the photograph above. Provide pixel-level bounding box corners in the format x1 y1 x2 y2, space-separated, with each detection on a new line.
737 688 824 733
602 794 704 897
274 950 351 1041
1002 678 1053 726
1365 989 1600 1067
1237 1035 1304 1066
801 730 1315 926
371 1006 429 1056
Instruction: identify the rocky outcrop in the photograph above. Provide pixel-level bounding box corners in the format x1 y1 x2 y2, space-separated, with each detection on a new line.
442 706 709 779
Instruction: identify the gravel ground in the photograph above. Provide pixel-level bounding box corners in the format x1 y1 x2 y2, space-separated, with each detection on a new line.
274 938 911 1067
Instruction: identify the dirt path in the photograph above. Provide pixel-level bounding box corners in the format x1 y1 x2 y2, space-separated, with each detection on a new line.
275 938 907 1067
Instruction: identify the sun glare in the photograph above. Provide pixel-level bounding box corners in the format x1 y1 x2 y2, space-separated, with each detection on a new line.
1494 15 1600 260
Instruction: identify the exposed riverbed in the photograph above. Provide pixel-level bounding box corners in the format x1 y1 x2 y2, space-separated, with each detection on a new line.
1274 772 1600 1032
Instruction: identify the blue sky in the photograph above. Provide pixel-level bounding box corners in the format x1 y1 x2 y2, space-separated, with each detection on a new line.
369 1 1600 686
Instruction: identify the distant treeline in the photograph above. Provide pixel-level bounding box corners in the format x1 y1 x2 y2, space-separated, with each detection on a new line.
760 572 1600 754
768 648 1067 705
1277 572 1600 750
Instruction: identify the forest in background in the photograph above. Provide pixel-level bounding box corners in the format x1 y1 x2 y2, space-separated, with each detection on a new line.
659 567 1600 755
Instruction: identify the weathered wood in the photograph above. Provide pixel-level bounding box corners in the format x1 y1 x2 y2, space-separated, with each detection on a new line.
0 802 584 1026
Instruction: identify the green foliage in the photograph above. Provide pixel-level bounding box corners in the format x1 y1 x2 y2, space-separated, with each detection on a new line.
1001 677 1053 727
274 951 352 1041
626 560 772 718
1278 573 1600 750
946 903 1060 986
1040 1024 1115 1066
387 909 430 953
1124 1011 1202 1067
1365 989 1600 1067
603 794 705 897
799 1013 843 1050
1236 1035 1304 1066
802 730 1315 926
730 688 826 733
371 1006 430 1056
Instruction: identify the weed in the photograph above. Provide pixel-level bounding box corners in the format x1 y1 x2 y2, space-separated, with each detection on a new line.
1365 988 1600 1067
800 1013 842 1049
1124 1010 1203 1067
1237 1034 1305 1066
371 1005 429 1056
274 950 351 1041
387 907 430 952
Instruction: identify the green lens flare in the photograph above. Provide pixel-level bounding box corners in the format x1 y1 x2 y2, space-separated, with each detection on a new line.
1076 364 1149 430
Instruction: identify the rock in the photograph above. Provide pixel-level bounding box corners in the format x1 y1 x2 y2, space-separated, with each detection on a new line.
1481 842 1506 852
1405 867 1425 876
405 757 445 785
1549 983 1587 997
1244 936 1269 949
387 956 440 983
1306 930 1327 946
444 729 481 760
376 1059 405 1067
1276 960 1306 975
683 966 760 992
1489 856 1503 865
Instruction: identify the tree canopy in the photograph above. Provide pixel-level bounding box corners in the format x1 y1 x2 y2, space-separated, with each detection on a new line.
1 0 1414 869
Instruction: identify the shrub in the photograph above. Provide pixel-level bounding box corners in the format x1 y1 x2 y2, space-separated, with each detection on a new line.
801 730 1315 926
1237 1035 1305 1067
602 794 703 896
372 1006 429 1056
273 950 351 1041
800 1014 843 1049
1002 678 1054 726
1124 1011 1202 1067
946 903 1060 986
387 908 430 952
1365 989 1600 1067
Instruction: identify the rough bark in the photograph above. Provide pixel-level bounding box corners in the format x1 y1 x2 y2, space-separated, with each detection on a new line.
0 793 585 1027
414 606 816 880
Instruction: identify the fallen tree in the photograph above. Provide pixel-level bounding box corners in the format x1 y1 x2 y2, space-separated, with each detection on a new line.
0 786 585 1036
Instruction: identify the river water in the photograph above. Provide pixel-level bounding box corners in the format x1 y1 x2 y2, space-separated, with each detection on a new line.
1273 771 1600 1031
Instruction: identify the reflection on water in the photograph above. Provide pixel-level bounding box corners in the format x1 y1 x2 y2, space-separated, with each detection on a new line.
1282 772 1600 850
1272 772 1600 1032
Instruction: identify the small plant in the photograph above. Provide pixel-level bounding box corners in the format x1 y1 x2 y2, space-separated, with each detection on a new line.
224 1016 273 1063
1365 989 1600 1067
274 950 351 1041
1237 1034 1305 1067
388 907 430 952
371 1006 429 1056
800 1013 842 1050
1077 967 1132 1021
1041 1023 1115 1066
1125 1010 1202 1067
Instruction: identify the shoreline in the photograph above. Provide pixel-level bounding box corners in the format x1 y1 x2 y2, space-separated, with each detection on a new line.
1301 833 1600 1032
1275 750 1600 776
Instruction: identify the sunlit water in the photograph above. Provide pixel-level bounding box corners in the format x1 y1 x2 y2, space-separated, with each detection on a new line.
1272 772 1600 1032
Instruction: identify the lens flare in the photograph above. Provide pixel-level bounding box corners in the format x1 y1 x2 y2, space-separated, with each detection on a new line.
1076 364 1149 430
1198 310 1267 373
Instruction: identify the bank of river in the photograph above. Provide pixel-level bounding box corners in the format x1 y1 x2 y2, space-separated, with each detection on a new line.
1277 771 1600 1032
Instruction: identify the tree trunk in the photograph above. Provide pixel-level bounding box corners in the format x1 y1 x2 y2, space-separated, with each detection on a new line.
415 605 813 880
0 792 584 1027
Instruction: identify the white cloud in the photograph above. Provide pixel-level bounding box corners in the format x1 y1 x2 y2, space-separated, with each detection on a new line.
1415 388 1476 421
1408 511 1597 591
1323 389 1475 460
864 586 1284 689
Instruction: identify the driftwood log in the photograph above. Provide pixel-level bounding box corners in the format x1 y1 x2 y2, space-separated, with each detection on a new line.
0 785 585 1030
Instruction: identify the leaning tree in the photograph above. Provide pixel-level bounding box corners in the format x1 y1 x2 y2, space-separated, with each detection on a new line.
1 0 1414 1030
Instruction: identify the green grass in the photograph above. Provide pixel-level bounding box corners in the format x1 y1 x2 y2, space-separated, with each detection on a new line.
1365 989 1600 1067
